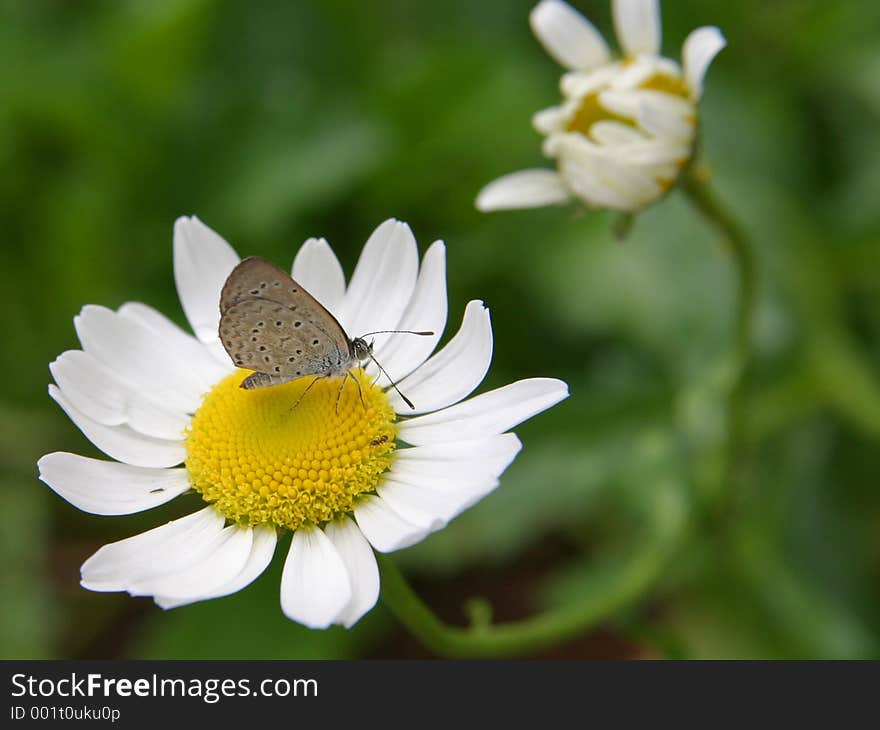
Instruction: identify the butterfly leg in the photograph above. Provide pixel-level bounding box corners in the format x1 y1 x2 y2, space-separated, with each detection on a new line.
369 368 382 389
332 372 367 414
334 374 349 416
352 371 367 410
289 375 321 411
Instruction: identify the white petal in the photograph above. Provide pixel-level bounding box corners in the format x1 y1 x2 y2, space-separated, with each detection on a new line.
118 302 233 384
123 403 190 442
398 378 569 446
37 452 189 515
49 385 185 468
377 479 481 532
81 506 224 591
173 216 240 350
641 89 695 117
556 134 664 209
637 100 695 142
600 87 693 123
291 237 346 313
74 305 207 415
378 434 522 527
532 105 570 135
389 300 492 414
596 88 640 119
365 240 447 387
559 157 640 209
589 120 647 145
609 139 691 166
379 477 507 533
566 168 663 212
682 26 726 99
613 0 661 57
50 351 121 425
391 434 522 486
476 169 571 211
280 528 351 629
336 219 418 340
529 0 611 71
353 494 429 553
609 55 667 90
560 65 621 98
155 525 277 609
324 517 379 627
50 350 189 441
130 524 253 600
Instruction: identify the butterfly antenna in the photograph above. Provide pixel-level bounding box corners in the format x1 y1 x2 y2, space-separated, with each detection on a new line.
367 353 416 410
358 329 434 338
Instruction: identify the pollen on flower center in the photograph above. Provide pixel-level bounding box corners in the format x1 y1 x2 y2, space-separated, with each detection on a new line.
565 91 632 137
185 369 397 530
639 71 690 99
565 70 691 139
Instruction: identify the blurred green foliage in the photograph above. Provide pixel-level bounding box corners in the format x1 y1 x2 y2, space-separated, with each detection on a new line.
1 0 879 659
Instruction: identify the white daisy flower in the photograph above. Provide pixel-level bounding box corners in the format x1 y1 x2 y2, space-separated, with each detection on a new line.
38 217 569 629
476 0 726 213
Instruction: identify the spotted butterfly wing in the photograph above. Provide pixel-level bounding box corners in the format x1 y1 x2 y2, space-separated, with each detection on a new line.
219 257 353 389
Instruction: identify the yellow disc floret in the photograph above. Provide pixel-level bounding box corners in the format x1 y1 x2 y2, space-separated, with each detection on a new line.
566 71 691 139
185 369 396 530
640 71 690 99
566 90 633 137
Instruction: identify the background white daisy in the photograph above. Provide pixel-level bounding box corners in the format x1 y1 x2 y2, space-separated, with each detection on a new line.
476 0 726 212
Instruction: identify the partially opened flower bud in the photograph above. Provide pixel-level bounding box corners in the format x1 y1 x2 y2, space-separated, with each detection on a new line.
477 0 725 213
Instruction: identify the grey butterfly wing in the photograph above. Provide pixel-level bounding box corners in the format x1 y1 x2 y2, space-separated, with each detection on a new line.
220 256 343 317
220 299 347 381
218 257 353 386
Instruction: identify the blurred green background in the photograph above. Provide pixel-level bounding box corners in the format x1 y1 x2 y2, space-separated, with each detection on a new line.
2 0 879 659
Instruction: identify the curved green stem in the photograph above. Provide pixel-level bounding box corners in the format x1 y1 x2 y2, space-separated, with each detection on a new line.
377 519 679 658
680 169 758 518
378 553 656 658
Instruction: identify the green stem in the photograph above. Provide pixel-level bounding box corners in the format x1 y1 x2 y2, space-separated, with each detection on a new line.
680 169 758 518
377 530 675 658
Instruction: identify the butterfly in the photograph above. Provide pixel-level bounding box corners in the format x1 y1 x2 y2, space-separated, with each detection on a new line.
218 256 431 408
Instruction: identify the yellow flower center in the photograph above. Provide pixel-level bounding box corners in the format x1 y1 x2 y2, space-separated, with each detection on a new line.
640 71 690 98
565 71 691 139
565 91 632 137
185 369 397 530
